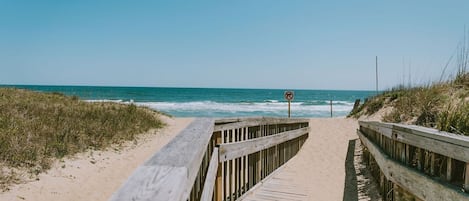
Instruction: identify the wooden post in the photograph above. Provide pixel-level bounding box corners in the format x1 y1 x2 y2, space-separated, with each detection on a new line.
416 148 422 171
257 126 262 183
376 56 379 95
424 151 431 174
330 100 333 118
446 157 452 182
248 152 254 189
215 132 223 201
351 99 360 113
465 163 469 191
234 129 239 199
230 130 234 201
430 153 435 176
284 91 293 118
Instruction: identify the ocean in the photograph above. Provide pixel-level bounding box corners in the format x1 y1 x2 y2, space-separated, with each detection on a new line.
6 85 374 118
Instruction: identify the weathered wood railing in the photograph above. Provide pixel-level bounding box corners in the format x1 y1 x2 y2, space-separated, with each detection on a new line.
358 121 469 201
110 117 309 201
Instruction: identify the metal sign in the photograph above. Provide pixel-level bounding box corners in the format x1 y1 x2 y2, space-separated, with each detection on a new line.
284 91 294 101
284 91 294 118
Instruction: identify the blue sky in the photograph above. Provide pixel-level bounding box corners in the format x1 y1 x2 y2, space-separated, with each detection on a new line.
1 1 468 90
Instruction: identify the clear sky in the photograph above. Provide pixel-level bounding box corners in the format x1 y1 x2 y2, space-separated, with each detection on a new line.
1 0 469 90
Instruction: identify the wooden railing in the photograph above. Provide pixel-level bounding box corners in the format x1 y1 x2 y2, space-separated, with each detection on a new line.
358 121 469 201
110 117 309 201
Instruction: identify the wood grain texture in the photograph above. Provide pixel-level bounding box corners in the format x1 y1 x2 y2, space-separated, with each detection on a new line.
359 121 469 162
359 121 393 138
218 127 309 162
214 117 309 132
200 148 219 201
109 165 187 201
110 118 215 201
358 130 469 201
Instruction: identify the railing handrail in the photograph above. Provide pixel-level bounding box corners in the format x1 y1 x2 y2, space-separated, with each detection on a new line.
359 121 469 147
358 120 469 201
214 117 310 131
110 117 309 201
218 127 309 161
109 118 215 201
359 121 469 162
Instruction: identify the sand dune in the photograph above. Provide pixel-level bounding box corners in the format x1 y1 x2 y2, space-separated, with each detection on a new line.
0 116 193 201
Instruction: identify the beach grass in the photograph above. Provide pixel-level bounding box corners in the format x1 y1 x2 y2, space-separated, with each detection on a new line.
0 88 164 189
351 72 469 135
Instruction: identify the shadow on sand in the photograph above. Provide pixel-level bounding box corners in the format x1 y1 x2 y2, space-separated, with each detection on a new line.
343 139 359 201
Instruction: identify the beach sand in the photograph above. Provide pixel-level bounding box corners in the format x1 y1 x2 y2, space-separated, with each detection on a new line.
0 117 379 201
241 118 380 201
301 118 379 200
0 116 193 201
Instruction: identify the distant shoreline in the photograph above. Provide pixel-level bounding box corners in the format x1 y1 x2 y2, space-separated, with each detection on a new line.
0 84 377 92
1 85 375 118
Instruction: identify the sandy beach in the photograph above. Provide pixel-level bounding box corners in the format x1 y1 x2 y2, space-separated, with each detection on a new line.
0 117 378 201
241 118 379 201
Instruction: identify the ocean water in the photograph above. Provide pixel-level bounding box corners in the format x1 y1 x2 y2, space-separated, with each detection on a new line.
6 85 374 118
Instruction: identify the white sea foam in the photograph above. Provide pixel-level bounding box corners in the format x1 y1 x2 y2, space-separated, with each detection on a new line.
84 99 355 117
85 99 124 103
135 101 354 117
264 100 279 103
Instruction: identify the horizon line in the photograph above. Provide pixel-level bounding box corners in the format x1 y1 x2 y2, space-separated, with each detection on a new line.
0 83 377 92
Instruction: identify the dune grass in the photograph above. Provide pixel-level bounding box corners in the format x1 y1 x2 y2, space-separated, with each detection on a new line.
437 102 469 135
0 88 164 189
351 73 469 135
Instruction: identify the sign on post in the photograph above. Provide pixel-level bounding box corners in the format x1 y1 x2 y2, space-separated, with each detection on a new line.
284 91 294 118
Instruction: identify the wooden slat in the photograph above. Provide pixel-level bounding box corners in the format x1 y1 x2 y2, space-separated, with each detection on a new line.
218 127 309 162
360 121 469 162
358 130 469 201
360 120 469 150
215 132 223 201
465 163 469 191
200 148 219 201
394 124 469 148
393 129 469 162
214 117 308 132
110 118 215 201
447 157 453 181
359 121 393 138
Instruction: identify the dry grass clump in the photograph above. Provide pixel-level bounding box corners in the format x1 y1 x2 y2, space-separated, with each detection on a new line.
437 102 469 135
0 88 164 189
0 168 19 191
348 95 386 118
454 71 469 88
351 72 469 135
381 85 443 127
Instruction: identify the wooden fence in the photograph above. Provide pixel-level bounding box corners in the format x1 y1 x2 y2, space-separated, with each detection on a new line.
358 121 469 201
110 117 309 201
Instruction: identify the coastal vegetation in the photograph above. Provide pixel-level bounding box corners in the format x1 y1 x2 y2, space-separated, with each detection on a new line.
349 71 469 135
0 88 164 190
351 30 469 135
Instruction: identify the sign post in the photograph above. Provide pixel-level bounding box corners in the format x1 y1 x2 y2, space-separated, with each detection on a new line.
284 91 294 118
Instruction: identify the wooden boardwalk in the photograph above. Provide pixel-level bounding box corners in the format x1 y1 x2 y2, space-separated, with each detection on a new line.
111 117 382 201
240 168 309 201
240 118 361 201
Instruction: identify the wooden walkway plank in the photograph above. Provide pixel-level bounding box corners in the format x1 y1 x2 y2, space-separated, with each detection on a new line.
240 119 363 201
